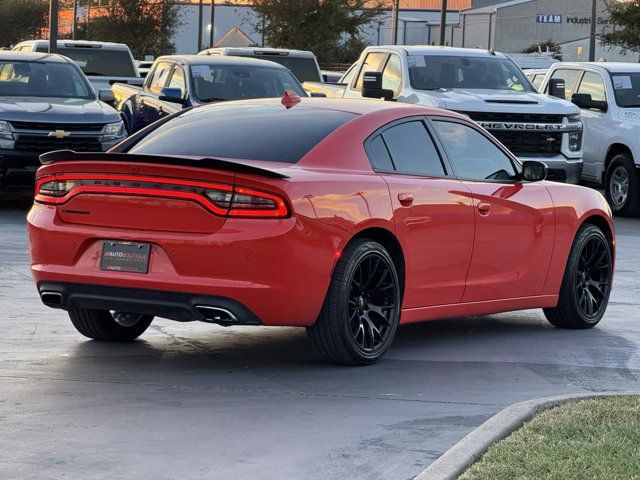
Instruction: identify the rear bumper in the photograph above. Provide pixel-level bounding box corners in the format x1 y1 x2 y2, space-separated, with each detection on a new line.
519 155 583 184
37 281 261 325
28 204 348 327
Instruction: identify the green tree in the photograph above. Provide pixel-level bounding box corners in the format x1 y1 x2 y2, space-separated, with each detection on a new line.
253 0 382 65
0 0 48 48
81 0 184 58
600 0 640 57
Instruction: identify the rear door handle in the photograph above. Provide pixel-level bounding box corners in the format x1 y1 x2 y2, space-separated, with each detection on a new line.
477 202 491 214
398 193 414 207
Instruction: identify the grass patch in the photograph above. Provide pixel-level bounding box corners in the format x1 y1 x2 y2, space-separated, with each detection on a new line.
459 396 640 480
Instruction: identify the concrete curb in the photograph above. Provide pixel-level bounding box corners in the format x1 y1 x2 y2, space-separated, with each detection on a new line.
414 391 640 480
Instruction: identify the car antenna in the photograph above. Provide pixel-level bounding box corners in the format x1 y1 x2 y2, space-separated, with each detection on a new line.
281 90 301 109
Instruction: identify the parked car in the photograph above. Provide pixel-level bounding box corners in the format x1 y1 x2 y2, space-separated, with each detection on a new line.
28 96 614 365
303 46 583 183
12 40 142 92
198 47 322 83
539 62 640 216
0 52 125 187
112 55 308 134
524 68 548 91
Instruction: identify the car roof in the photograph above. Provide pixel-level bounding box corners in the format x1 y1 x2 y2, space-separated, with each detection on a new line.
155 54 294 69
22 39 131 50
201 96 464 119
370 45 509 59
205 47 316 58
556 62 640 73
0 51 72 63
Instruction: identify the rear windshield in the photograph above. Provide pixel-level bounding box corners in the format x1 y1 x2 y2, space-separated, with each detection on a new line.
234 53 321 83
610 73 640 108
127 104 357 163
36 46 136 77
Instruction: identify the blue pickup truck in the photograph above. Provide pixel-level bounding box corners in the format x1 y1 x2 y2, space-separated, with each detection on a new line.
112 55 309 134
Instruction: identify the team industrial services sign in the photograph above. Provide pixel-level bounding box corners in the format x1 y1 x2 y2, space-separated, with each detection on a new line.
536 14 562 24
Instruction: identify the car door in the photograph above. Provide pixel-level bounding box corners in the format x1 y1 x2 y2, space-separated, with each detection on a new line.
159 64 188 117
431 118 555 302
138 61 172 129
365 118 475 308
574 70 609 181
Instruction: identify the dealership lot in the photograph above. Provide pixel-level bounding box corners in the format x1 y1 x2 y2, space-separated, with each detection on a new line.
0 198 637 480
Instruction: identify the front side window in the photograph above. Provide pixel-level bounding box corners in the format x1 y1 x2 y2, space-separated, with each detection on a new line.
610 73 640 108
433 121 518 182
167 67 187 96
340 63 357 85
549 69 581 100
190 64 305 102
355 52 388 91
382 55 402 96
0 60 93 99
531 74 545 90
148 62 172 94
378 121 446 176
577 71 607 102
408 55 532 92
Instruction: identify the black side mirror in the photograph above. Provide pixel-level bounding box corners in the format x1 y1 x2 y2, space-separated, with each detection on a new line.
98 89 116 105
548 78 566 99
362 71 394 101
159 87 186 105
522 161 548 182
571 93 608 112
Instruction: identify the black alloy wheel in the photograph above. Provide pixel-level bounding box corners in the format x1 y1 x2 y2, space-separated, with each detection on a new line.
544 224 613 328
308 239 401 365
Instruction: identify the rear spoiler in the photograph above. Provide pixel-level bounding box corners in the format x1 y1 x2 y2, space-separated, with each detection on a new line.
39 150 289 180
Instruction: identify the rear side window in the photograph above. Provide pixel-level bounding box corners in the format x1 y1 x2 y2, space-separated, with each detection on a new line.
368 135 394 171
380 121 445 176
127 104 357 163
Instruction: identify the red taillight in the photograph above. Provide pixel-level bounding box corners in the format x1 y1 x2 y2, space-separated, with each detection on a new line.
35 174 289 219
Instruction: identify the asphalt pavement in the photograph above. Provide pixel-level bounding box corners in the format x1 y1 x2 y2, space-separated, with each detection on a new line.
1 195 638 480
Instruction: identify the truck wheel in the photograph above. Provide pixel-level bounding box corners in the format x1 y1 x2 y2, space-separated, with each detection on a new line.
605 153 640 216
68 309 153 341
543 224 613 329
307 239 401 366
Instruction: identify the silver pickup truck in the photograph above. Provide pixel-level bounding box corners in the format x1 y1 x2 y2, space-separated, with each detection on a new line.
0 52 125 187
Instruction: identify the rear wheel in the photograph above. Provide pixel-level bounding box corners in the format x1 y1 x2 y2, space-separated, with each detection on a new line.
68 309 153 341
307 239 401 366
543 224 612 329
605 154 640 217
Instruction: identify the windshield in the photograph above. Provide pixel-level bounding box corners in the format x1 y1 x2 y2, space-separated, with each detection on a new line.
251 55 321 82
610 73 640 108
0 60 94 99
191 64 306 102
408 55 533 92
36 46 136 77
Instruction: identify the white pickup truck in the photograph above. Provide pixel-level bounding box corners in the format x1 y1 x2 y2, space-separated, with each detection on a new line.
304 46 583 183
539 62 640 216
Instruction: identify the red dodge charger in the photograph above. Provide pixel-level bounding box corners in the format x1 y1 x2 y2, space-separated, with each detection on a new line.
28 96 615 365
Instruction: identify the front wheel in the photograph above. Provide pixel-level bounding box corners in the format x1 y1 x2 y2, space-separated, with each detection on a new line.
68 309 153 341
307 239 401 366
544 224 613 329
605 154 640 216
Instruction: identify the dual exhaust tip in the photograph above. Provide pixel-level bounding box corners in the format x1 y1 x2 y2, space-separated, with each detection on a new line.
39 292 238 326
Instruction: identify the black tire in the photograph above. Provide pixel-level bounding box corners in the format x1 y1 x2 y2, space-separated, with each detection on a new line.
543 224 613 329
68 309 153 341
604 153 640 217
307 239 401 366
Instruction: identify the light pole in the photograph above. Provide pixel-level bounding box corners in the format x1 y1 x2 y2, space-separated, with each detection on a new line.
392 0 400 45
72 0 78 39
588 0 597 61
49 0 59 53
439 0 448 46
209 0 216 48
197 0 203 51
